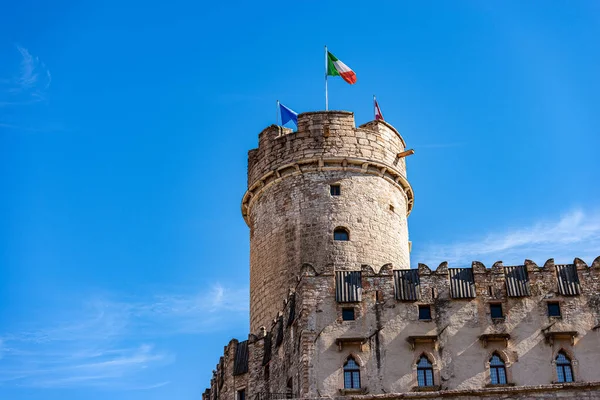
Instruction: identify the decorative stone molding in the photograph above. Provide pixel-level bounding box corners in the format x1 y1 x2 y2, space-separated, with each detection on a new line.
479 333 510 348
241 156 414 226
544 331 578 346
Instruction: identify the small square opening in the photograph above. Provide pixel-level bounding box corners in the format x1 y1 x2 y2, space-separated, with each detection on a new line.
490 303 504 319
418 305 432 320
342 307 355 321
548 302 561 317
330 184 341 196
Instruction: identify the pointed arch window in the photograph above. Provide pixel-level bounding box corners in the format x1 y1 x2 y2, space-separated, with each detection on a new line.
489 353 507 385
416 355 434 387
556 352 574 383
334 227 350 241
343 357 361 389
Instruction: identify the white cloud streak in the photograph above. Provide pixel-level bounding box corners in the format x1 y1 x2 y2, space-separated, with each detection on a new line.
414 208 600 268
0 284 248 390
1 45 51 100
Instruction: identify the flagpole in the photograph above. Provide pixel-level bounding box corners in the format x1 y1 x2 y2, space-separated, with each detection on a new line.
325 45 328 111
373 95 376 120
276 100 280 126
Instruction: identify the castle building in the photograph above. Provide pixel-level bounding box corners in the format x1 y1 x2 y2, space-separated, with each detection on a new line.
203 111 600 400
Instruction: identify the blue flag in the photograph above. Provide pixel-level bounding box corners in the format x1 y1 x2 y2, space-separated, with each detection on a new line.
279 102 298 127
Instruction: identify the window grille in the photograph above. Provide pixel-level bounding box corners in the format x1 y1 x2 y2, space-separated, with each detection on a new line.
343 358 361 389
416 355 434 387
489 353 507 384
556 352 574 383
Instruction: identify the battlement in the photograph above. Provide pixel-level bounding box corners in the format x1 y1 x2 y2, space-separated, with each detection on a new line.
248 112 408 187
205 254 600 399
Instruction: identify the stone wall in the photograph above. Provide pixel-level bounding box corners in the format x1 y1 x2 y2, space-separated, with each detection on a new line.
204 257 600 400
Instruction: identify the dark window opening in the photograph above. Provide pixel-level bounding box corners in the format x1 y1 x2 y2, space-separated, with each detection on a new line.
418 305 432 320
490 303 504 319
330 184 341 196
489 353 507 384
417 355 434 387
389 204 395 212
342 308 355 321
286 378 293 396
334 228 349 241
343 357 361 389
556 352 574 383
237 389 246 400
548 302 561 317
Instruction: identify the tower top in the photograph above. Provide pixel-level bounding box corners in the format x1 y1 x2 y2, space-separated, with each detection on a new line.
242 110 414 226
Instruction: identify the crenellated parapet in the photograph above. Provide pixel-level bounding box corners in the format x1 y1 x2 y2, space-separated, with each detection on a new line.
204 255 600 399
247 112 408 185
242 112 414 225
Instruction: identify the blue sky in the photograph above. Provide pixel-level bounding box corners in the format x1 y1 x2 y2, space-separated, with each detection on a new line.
1 1 599 399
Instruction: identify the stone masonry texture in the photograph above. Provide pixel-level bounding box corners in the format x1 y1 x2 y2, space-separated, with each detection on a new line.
204 111 600 400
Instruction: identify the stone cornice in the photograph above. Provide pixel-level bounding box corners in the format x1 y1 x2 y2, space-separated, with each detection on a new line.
241 156 414 226
351 381 600 399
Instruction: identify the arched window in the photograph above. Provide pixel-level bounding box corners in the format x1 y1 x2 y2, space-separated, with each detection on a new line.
489 353 507 385
556 352 574 383
334 227 349 241
343 357 361 389
416 355 434 387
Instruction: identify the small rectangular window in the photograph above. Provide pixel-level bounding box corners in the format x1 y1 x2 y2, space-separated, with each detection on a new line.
342 307 355 321
237 389 245 400
418 305 432 320
330 184 341 196
548 302 561 317
490 303 504 319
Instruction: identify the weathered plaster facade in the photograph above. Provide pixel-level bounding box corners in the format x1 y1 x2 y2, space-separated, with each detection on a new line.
204 111 600 400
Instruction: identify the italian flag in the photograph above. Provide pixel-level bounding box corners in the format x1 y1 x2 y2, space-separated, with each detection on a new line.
327 51 357 84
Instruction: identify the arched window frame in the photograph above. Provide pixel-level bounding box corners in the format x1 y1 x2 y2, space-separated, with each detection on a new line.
484 349 513 387
553 349 577 384
411 351 440 390
416 354 434 387
489 352 507 385
343 356 361 389
334 227 350 241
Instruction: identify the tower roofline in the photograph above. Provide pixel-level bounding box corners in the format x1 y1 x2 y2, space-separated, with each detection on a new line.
297 110 407 148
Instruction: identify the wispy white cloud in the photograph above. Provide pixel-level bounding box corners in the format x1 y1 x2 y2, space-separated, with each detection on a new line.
1 45 51 101
414 208 600 268
0 45 52 132
0 284 248 390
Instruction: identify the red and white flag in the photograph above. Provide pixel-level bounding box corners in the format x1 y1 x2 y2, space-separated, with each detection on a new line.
374 96 384 121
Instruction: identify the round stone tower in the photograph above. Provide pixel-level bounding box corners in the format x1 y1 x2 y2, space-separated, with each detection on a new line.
242 111 414 332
